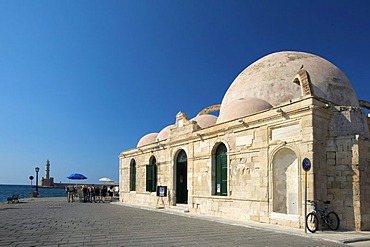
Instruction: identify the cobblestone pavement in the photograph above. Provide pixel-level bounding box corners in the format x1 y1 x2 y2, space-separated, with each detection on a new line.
0 197 367 246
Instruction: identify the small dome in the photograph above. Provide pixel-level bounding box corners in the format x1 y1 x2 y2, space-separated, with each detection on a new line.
191 114 218 128
157 125 174 141
137 133 158 147
217 97 272 124
220 51 359 118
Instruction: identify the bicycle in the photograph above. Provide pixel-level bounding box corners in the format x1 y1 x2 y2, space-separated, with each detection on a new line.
306 200 340 233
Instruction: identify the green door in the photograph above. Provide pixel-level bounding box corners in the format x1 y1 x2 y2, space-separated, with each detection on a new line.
176 162 187 203
176 150 188 203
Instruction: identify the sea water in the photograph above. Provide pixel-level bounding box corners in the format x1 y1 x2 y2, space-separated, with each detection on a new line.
0 184 66 203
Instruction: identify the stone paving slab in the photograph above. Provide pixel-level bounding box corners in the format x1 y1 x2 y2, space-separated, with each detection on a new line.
0 197 367 246
118 202 370 245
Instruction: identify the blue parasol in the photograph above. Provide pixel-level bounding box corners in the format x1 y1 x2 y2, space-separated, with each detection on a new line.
67 173 87 180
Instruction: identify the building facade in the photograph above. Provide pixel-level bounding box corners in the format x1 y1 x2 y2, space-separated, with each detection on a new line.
119 51 370 231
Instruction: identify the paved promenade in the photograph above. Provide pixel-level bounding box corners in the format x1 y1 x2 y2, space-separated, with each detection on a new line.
0 197 369 246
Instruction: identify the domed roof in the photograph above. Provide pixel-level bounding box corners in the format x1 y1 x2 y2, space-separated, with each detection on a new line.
191 114 218 128
156 125 174 141
217 97 272 124
137 133 158 147
219 51 359 120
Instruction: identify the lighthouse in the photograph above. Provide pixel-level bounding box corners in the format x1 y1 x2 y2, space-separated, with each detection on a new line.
45 159 50 179
40 159 54 187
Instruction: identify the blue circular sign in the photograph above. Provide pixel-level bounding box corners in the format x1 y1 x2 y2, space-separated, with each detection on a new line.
302 158 311 171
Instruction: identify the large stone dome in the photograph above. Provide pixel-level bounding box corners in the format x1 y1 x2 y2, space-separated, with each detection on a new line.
191 114 218 128
137 133 158 147
156 125 174 142
217 97 272 124
219 51 359 122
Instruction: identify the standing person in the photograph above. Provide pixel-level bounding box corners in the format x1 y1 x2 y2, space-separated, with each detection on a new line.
101 185 107 203
65 185 75 203
108 185 114 202
95 186 101 203
89 184 96 203
87 186 90 202
82 185 88 203
65 186 68 202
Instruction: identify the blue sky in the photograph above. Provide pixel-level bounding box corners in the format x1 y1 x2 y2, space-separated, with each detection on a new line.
1 0 369 185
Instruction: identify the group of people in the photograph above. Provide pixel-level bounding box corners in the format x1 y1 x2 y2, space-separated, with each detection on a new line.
65 184 115 203
82 184 114 203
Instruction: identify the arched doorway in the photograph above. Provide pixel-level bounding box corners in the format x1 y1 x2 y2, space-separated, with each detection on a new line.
176 150 188 203
272 148 299 215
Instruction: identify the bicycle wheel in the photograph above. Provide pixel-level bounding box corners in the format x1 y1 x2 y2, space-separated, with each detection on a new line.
306 212 319 233
326 211 340 230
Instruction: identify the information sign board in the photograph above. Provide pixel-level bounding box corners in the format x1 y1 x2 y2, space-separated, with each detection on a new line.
156 186 167 197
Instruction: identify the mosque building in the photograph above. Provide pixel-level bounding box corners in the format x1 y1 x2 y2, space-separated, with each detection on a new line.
119 51 370 231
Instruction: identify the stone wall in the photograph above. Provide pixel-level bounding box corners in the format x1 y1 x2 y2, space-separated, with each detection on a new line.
119 97 370 231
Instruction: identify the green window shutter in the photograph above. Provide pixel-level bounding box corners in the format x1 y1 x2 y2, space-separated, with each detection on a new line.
152 164 157 192
146 165 151 192
216 154 222 196
215 144 227 196
133 164 136 191
131 163 136 191
221 153 227 196
146 164 156 192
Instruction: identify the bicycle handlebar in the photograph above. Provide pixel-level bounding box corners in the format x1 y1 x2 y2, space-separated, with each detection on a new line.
307 199 331 205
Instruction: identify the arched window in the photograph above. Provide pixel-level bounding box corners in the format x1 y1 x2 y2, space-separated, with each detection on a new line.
130 159 136 191
214 143 227 196
146 156 157 192
177 150 187 164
